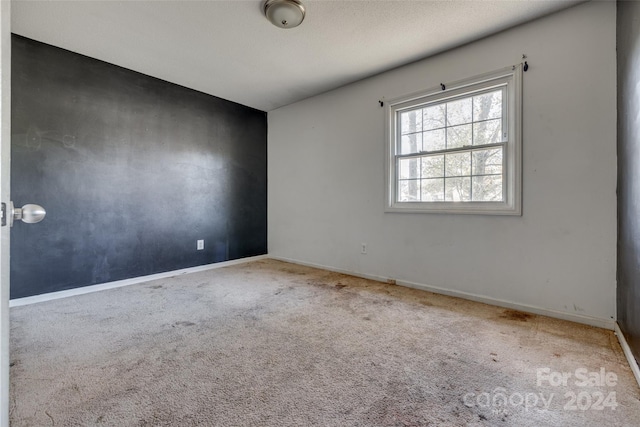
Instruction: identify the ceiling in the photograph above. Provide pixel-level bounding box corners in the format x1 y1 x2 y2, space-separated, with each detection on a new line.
12 0 584 112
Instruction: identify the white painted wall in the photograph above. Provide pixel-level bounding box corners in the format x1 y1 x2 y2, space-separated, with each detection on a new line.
268 1 617 326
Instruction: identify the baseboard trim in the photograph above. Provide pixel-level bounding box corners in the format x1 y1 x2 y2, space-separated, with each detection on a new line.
269 255 615 330
10 255 269 307
614 322 640 389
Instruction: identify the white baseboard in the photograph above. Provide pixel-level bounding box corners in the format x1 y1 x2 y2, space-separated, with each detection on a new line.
269 255 615 330
9 255 269 307
614 322 640 389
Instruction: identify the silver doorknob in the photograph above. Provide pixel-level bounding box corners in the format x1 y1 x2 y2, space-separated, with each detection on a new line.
10 202 46 226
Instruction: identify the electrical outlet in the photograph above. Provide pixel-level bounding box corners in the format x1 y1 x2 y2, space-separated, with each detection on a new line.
361 243 367 254
197 239 205 250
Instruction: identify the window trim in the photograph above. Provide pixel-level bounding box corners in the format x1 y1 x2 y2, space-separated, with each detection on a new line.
384 65 522 215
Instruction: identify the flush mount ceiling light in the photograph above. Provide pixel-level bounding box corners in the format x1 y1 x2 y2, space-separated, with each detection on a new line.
264 0 306 29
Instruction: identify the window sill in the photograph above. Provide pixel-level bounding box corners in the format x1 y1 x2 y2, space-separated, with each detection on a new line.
385 202 521 216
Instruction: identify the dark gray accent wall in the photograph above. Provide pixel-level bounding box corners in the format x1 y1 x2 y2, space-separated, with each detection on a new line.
10 35 267 299
617 1 640 362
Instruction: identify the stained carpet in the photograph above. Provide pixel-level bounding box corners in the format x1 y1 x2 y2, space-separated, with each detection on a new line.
9 259 640 426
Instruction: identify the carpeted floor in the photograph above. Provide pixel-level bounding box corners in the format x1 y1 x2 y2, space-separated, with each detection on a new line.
9 259 640 426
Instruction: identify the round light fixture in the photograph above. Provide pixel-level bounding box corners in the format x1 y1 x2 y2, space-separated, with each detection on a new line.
264 0 306 29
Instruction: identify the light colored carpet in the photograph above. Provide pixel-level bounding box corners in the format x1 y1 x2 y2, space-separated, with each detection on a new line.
9 259 640 426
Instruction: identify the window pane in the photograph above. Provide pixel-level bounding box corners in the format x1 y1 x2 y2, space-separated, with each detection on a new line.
399 133 422 155
473 119 502 145
423 104 446 131
421 178 444 201
400 109 423 135
398 180 420 202
472 148 503 175
421 155 444 178
447 98 472 126
423 128 445 152
399 158 420 179
445 177 471 201
472 175 503 201
473 90 502 121
446 124 472 149
445 152 471 177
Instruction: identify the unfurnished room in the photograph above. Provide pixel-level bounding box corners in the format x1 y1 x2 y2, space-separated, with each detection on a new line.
1 0 640 426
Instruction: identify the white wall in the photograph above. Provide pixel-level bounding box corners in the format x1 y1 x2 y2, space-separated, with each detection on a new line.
268 1 616 327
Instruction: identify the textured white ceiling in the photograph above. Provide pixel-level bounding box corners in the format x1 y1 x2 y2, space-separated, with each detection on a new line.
12 0 583 111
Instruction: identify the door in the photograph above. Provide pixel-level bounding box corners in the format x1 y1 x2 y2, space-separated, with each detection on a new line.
0 1 10 425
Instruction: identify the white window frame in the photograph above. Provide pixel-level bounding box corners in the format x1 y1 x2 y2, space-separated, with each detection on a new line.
385 65 522 215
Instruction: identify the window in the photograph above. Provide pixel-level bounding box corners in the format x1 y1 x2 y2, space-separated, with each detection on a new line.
385 66 522 215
